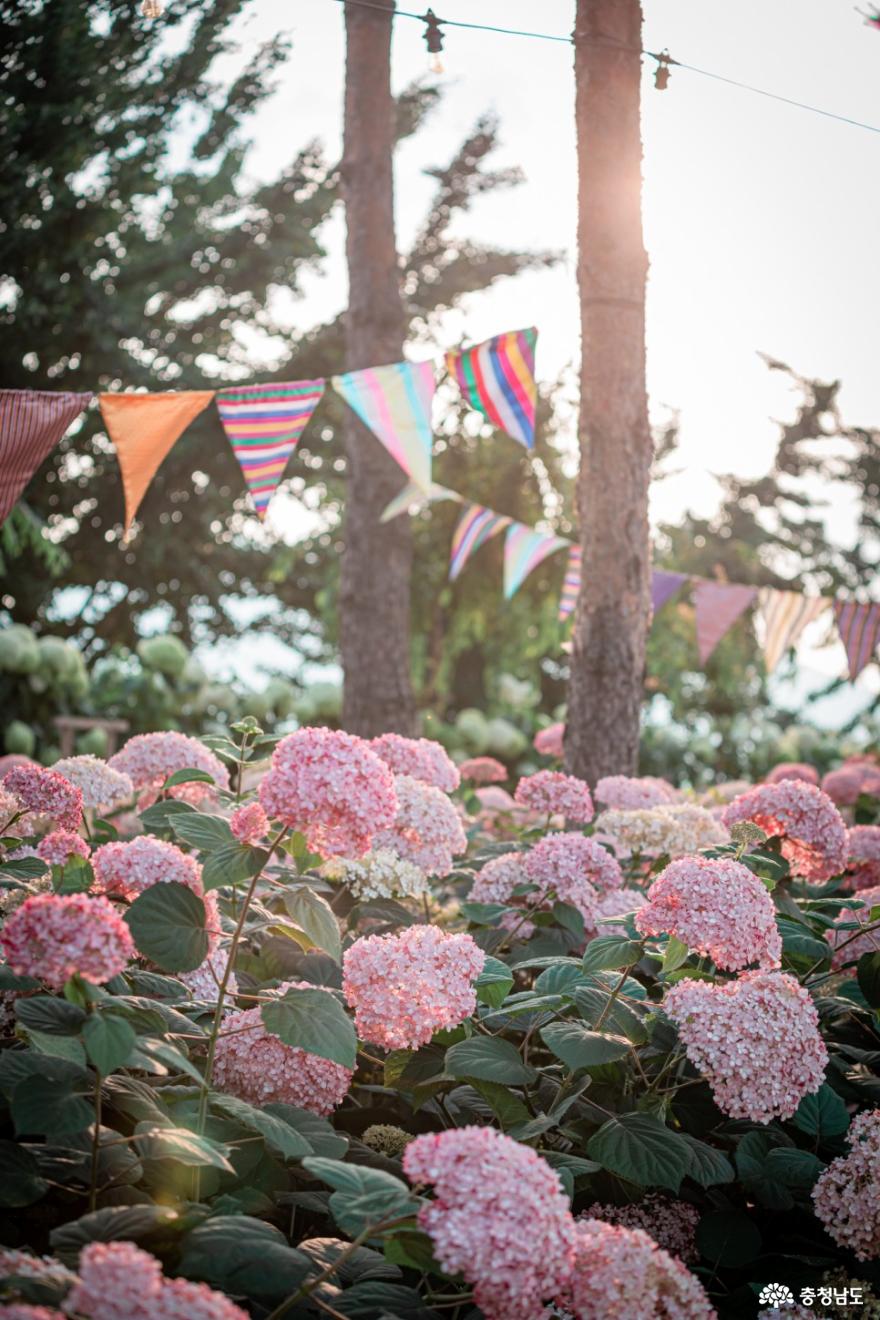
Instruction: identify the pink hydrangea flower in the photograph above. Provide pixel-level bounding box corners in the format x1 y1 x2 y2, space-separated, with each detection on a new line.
722 781 847 882
92 836 202 901
595 887 647 924
109 731 229 808
259 728 397 859
846 826 880 892
822 761 880 807
635 856 781 971
812 1109 880 1261
403 1127 575 1320
664 971 827 1122
4 764 83 832
556 1220 716 1319
213 980 352 1114
372 774 467 877
229 801 268 845
147 1279 249 1320
36 830 90 866
826 884 880 969
580 1195 700 1262
469 853 536 938
53 755 134 814
343 925 484 1049
458 756 507 784
595 776 679 810
0 892 134 989
533 722 565 758
524 833 622 928
765 762 819 786
0 1249 77 1289
515 770 594 823
64 1241 250 1320
371 733 460 793
0 1307 65 1320
0 785 23 836
179 947 237 1002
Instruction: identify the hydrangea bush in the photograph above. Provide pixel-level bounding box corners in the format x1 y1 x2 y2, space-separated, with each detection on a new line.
0 731 878 1318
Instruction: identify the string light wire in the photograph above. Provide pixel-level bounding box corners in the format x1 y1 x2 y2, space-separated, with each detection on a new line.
328 0 880 136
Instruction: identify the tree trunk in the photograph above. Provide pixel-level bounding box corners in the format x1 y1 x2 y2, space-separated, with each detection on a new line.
566 0 651 782
339 0 417 736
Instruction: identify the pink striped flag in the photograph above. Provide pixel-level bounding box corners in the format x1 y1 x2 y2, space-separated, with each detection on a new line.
693 580 757 664
558 545 582 621
332 361 435 493
652 569 688 615
503 522 570 600
446 328 538 449
449 504 511 581
216 380 325 518
833 600 880 679
0 389 92 526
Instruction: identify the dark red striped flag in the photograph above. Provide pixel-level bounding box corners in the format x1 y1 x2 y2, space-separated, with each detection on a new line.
0 389 92 526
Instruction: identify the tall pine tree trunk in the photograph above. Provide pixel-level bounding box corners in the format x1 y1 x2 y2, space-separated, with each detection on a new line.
566 0 651 781
339 0 417 736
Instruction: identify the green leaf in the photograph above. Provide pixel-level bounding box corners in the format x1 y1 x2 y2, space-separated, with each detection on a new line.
171 812 235 851
50 1205 183 1259
211 1093 314 1160
12 1075 93 1137
83 1014 136 1075
177 1216 313 1302
303 1157 418 1236
283 887 342 962
661 936 690 973
445 1036 536 1085
0 1140 48 1207
792 1084 850 1139
696 1210 762 1267
124 882 209 973
475 955 514 1008
0 857 48 880
571 986 647 1044
552 900 586 941
764 1147 825 1189
261 986 356 1069
582 936 643 974
587 1113 692 1192
333 1282 437 1319
202 843 266 891
679 1133 735 1187
133 1123 235 1172
263 1103 349 1159
138 799 197 831
857 951 880 1008
540 1021 630 1070
0 965 40 991
468 1078 532 1129
15 996 87 1037
460 900 515 925
777 917 831 965
163 768 218 790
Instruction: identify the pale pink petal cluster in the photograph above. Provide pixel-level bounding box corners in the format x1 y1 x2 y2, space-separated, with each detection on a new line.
664 971 827 1122
65 1242 249 1320
0 1249 77 1289
0 785 23 835
343 924 484 1049
534 723 565 758
372 774 467 877
722 781 847 882
469 852 536 937
515 771 594 823
36 830 90 866
812 1109 880 1261
822 761 880 807
636 856 781 971
213 980 352 1114
91 837 220 952
765 762 819 786
229 801 268 845
371 733 460 792
0 1306 65 1319
0 892 134 989
557 1220 715 1319
846 826 880 892
595 776 680 810
595 887 648 924
53 755 134 813
109 732 229 807
595 804 728 860
826 884 880 969
403 1127 575 1320
580 1195 700 1262
258 728 397 859
4 764 82 832
525 833 622 927
458 756 507 784
179 946 237 1001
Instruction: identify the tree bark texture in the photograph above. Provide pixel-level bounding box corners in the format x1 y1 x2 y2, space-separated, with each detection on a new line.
566 0 652 782
339 0 417 736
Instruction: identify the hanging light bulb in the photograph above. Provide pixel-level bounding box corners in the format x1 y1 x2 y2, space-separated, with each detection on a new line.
653 49 673 91
423 8 445 74
141 0 164 17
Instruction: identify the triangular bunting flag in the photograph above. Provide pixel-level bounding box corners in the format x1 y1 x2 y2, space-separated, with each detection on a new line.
558 545 582 621
503 523 570 600
833 600 880 680
216 380 324 518
758 588 829 673
380 481 463 523
332 361 435 493
693 581 758 664
100 392 214 535
449 504 512 581
0 389 92 526
651 569 688 616
446 327 538 449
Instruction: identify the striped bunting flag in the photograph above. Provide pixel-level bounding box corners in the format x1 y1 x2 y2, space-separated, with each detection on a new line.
332 361 435 493
446 327 538 449
651 569 688 616
503 522 570 600
693 580 757 664
449 504 511 581
833 600 880 680
758 588 829 673
380 481 463 523
558 545 582 621
0 389 92 526
216 380 325 518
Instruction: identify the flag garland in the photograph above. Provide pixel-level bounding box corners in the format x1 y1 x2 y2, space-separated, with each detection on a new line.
446 327 538 449
0 390 93 527
332 360 435 493
758 588 829 673
216 380 325 519
380 481 464 523
833 601 880 680
503 523 571 599
449 505 512 581
558 545 581 620
693 581 758 664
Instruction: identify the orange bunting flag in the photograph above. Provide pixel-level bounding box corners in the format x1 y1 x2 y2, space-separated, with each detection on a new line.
100 392 214 535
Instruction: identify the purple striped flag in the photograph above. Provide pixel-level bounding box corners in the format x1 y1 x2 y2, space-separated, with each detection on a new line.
0 389 92 526
693 580 757 664
446 328 538 449
216 380 325 518
558 545 582 621
651 569 688 616
833 600 880 680
449 504 511 581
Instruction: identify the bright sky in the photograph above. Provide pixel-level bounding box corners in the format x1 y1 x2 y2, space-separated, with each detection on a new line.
199 0 880 706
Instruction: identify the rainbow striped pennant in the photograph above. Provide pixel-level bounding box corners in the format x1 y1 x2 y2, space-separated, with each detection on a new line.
216 379 325 517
